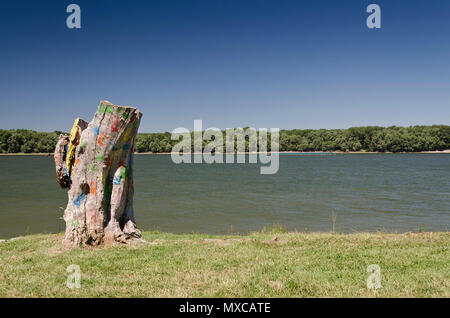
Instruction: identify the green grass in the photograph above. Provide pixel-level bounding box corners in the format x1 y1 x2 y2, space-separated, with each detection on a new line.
0 231 448 297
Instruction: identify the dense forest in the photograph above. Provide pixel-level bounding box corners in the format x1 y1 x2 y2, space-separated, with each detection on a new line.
1 125 449 154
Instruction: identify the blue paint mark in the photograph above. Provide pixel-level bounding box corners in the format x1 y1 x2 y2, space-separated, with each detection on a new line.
123 144 131 151
94 126 99 136
63 166 72 183
113 176 121 185
73 193 86 207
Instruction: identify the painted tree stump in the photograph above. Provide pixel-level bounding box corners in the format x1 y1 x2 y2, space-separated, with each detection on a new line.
54 101 143 248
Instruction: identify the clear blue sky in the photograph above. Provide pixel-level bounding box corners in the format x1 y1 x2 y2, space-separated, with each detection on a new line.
0 0 449 132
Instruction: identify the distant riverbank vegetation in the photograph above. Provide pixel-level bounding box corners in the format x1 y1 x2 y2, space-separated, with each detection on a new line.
1 125 449 154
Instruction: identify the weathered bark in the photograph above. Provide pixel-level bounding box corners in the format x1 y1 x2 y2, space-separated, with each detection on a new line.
54 100 143 248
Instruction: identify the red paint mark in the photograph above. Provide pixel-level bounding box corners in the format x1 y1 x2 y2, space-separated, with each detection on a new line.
111 115 120 132
89 208 96 221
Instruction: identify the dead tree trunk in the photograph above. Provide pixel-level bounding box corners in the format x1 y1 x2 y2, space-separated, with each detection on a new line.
54 100 143 248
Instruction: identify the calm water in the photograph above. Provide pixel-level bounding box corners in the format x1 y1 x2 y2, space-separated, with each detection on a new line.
0 154 449 238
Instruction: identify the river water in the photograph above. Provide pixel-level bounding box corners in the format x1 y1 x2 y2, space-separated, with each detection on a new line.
0 154 449 238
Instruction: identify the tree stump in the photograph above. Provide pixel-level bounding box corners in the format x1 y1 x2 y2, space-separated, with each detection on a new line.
54 100 143 248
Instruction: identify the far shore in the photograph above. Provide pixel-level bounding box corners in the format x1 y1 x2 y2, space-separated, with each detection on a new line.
1 150 450 156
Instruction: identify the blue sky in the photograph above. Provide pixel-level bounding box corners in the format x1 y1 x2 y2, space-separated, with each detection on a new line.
0 0 449 132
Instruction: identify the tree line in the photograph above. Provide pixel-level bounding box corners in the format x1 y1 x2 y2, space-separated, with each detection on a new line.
1 125 449 154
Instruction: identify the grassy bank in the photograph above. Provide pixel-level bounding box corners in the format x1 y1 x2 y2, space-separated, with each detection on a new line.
0 231 448 297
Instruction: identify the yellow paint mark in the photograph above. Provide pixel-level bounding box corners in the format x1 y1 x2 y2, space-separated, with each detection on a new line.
123 125 133 141
66 118 81 176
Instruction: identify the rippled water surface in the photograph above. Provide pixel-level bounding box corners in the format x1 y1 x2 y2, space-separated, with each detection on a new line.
0 154 449 238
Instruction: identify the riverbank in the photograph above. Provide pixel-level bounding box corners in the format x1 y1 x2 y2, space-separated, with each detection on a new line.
1 150 449 156
0 231 448 297
136 150 450 155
